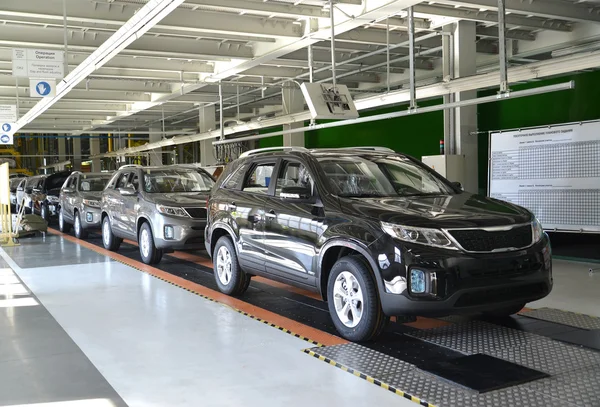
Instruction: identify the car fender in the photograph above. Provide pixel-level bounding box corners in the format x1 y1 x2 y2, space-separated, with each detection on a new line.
208 221 238 254
318 237 385 297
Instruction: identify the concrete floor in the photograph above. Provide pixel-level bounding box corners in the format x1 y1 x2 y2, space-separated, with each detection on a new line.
0 234 596 407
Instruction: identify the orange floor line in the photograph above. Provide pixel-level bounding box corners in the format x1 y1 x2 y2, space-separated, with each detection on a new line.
48 229 347 346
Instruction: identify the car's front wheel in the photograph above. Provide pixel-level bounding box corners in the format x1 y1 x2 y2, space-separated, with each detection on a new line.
327 256 389 342
213 236 250 296
102 216 122 251
138 222 163 265
74 211 88 239
58 209 71 233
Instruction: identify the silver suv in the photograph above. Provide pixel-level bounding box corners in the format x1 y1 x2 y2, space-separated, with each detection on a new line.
101 165 215 264
58 172 114 239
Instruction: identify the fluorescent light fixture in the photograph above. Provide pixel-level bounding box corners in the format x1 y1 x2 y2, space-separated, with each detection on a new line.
0 283 29 296
14 0 185 133
0 297 38 308
4 399 116 407
0 268 15 276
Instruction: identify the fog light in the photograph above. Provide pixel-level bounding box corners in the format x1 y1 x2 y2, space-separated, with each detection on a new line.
164 226 174 240
86 212 93 223
410 269 426 294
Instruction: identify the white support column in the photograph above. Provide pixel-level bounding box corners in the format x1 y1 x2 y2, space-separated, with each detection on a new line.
90 137 101 172
448 21 478 193
199 106 217 166
72 137 82 171
149 127 163 166
58 137 66 163
282 85 305 147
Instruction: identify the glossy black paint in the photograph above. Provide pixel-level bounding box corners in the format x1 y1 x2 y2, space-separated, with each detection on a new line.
205 149 553 317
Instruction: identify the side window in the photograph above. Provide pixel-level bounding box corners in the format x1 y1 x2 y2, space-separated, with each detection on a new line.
275 162 314 197
115 172 131 189
130 172 140 190
242 163 275 195
222 164 248 190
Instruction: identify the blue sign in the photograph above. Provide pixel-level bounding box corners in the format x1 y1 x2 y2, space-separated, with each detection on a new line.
1 123 10 132
1 135 10 144
35 81 52 96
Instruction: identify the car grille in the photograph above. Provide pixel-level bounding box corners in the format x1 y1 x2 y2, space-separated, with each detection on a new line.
184 207 207 219
448 224 533 252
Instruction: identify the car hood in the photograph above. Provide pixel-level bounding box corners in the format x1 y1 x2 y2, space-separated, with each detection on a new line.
150 192 209 207
81 191 102 200
338 193 532 229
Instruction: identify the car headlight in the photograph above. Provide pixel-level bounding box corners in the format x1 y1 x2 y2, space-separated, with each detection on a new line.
82 199 100 208
156 204 190 217
46 195 59 203
381 222 458 250
532 217 544 243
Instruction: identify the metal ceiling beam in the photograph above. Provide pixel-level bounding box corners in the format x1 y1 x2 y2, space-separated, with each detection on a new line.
184 0 330 18
413 4 572 32
437 0 600 23
0 1 304 39
476 26 536 41
0 25 253 61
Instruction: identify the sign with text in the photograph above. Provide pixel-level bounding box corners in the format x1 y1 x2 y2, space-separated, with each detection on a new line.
30 79 56 98
0 105 17 123
12 48 65 79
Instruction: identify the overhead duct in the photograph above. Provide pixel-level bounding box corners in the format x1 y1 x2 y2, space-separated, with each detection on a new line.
94 50 600 158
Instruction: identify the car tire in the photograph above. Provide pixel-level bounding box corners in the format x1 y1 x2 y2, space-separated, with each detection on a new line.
138 222 163 265
484 303 526 318
102 216 122 252
213 236 250 296
58 209 71 233
74 211 88 239
327 256 389 342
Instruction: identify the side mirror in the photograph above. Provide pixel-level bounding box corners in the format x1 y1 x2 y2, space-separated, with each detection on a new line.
280 186 312 201
119 187 137 196
451 181 463 191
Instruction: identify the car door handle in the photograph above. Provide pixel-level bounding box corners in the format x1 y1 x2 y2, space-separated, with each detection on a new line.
265 210 276 219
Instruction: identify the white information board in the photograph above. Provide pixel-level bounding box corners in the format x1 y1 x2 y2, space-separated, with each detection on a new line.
12 48 65 79
0 105 17 123
489 121 600 233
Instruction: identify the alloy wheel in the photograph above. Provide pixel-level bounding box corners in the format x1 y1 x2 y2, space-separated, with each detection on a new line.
102 220 110 246
333 271 364 328
216 246 232 286
140 228 151 258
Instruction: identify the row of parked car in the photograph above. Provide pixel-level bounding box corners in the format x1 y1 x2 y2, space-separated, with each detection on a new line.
11 147 554 341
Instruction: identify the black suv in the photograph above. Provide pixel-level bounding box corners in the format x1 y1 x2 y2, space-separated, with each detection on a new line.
205 147 552 341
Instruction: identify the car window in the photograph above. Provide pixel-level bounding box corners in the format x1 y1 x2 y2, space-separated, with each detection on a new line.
130 172 140 190
222 163 248 190
115 172 131 189
275 162 314 198
242 163 275 195
79 175 111 192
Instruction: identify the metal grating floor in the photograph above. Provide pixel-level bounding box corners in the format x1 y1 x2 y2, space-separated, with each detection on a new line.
305 320 600 407
520 308 600 330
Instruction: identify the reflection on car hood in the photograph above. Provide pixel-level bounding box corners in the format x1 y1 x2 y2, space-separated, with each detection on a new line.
150 192 209 207
80 191 102 200
339 193 532 229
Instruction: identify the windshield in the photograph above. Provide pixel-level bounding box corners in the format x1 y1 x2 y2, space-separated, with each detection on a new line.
143 169 215 193
46 176 69 191
79 176 111 192
317 155 455 198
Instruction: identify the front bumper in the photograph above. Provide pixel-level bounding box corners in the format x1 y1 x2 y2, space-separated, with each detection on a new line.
80 207 103 230
152 214 206 251
375 235 553 317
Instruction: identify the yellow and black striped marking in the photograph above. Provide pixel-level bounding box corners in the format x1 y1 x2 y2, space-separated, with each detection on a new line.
303 349 437 407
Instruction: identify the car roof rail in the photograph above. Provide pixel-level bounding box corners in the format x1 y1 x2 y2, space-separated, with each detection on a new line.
239 146 308 159
119 164 143 169
339 146 395 153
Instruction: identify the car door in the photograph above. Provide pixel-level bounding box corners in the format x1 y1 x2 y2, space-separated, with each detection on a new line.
224 160 276 274
262 159 324 285
62 175 78 222
110 171 132 234
121 169 140 237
